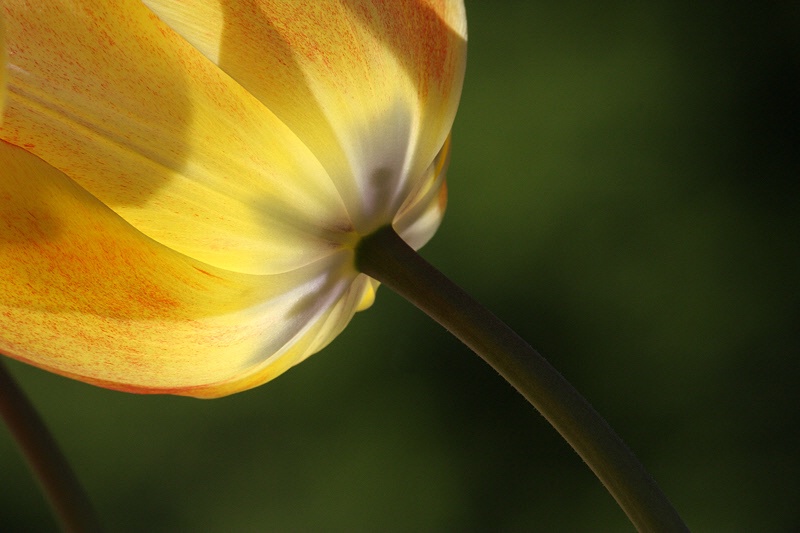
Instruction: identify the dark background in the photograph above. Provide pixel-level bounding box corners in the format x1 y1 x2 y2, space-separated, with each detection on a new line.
2 1 798 530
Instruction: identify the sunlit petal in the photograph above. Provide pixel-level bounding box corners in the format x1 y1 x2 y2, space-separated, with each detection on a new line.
0 2 468 396
206 272 374 397
1 14 6 120
143 0 466 235
0 141 366 397
1 0 354 275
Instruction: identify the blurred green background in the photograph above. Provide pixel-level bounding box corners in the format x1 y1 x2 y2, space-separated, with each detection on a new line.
2 1 798 531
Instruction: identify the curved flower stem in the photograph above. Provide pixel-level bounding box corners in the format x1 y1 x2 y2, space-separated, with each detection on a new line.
0 359 102 533
356 225 688 532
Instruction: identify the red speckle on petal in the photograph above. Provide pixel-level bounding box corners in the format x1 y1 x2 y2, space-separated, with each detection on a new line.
192 265 223 280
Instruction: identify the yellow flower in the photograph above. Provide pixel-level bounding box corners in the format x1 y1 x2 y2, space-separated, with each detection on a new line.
0 1 466 397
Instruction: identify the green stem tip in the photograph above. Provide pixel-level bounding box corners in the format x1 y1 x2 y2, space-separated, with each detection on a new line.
356 225 688 532
0 359 102 533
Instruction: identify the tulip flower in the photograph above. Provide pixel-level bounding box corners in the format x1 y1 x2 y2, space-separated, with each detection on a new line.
0 2 687 532
0 0 465 397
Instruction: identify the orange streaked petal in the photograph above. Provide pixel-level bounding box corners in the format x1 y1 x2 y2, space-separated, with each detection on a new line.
0 141 366 397
1 0 354 275
0 14 6 120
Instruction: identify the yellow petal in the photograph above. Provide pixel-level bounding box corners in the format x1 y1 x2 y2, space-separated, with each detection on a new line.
395 133 451 250
1 14 6 121
1 0 354 275
143 0 466 236
0 141 365 397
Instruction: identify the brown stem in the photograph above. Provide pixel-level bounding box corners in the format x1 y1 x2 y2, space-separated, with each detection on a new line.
0 358 102 532
356 225 688 532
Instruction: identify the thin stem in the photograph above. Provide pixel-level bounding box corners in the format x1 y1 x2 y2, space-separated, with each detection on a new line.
0 359 102 533
356 225 687 532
